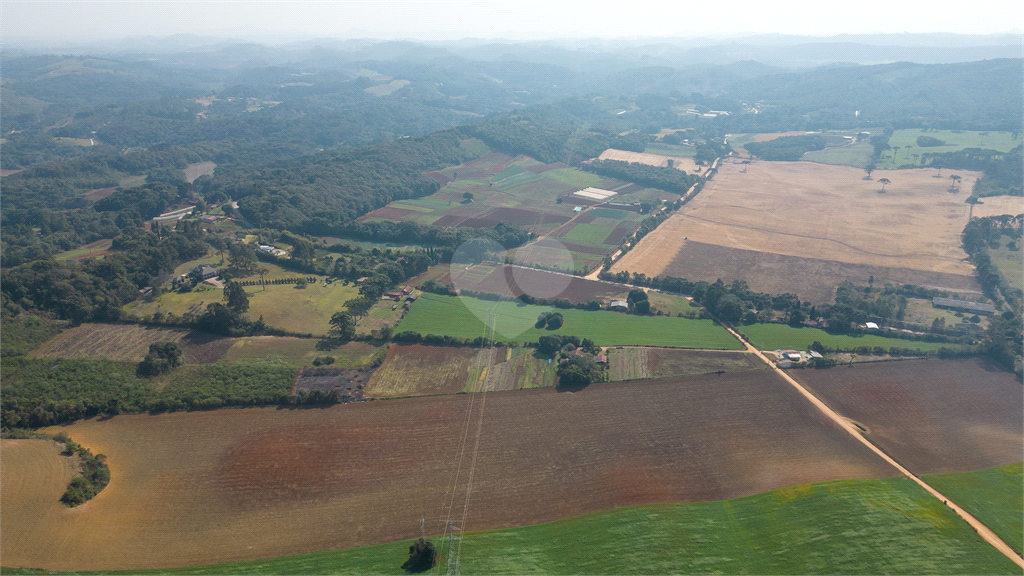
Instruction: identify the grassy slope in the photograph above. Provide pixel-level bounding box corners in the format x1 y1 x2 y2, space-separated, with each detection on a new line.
802 142 875 167
989 241 1023 292
397 293 741 349
924 463 1024 555
736 323 966 352
10 477 1015 575
876 130 1019 169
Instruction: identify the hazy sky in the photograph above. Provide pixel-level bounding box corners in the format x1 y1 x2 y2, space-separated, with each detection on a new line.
3 0 1023 44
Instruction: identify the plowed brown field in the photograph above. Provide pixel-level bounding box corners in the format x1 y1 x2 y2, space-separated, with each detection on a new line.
7 371 897 571
794 358 1023 475
597 148 700 173
612 162 982 301
365 344 503 397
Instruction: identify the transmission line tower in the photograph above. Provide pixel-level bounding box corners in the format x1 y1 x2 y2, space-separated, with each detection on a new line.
439 518 462 575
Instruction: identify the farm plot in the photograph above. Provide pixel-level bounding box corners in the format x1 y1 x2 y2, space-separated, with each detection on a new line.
432 264 626 304
397 293 742 349
364 344 502 397
11 370 897 571
793 358 1023 475
612 162 984 303
105 477 1020 575
28 323 234 364
989 240 1024 292
597 148 699 174
608 348 765 381
923 463 1023 555
54 238 114 261
735 323 970 354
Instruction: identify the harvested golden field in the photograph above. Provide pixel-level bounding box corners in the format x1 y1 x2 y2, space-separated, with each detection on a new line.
364 344 501 397
613 161 983 301
28 323 234 364
597 148 699 174
754 131 808 142
972 196 1024 218
0 440 78 564
8 371 896 571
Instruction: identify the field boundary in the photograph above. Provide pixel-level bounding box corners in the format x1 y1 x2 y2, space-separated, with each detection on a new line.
726 325 1024 569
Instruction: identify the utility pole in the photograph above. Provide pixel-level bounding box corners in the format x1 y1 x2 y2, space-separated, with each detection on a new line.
439 518 462 575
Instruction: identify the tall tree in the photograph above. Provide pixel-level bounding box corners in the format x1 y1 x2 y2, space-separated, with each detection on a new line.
223 281 250 313
878 178 891 192
329 311 356 342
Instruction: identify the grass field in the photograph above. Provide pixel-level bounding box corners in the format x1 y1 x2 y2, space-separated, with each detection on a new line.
6 477 1016 575
903 297 987 329
643 142 697 157
124 259 359 336
608 348 765 381
561 223 616 244
876 130 1020 169
364 344 498 397
801 142 874 167
598 148 700 174
924 463 1023 555
644 291 698 316
612 162 981 301
735 323 966 353
397 293 742 349
989 238 1024 292
54 239 113 261
6 370 897 571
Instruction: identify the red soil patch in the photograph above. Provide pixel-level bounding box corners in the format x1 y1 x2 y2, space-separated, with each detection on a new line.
603 228 630 245
615 183 645 194
573 213 597 224
83 187 117 201
794 358 1023 475
28 370 897 571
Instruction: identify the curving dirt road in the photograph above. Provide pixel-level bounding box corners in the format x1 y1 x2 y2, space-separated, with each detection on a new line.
724 325 1024 569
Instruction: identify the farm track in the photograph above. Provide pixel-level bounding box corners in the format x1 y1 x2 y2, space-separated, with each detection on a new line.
727 326 1024 569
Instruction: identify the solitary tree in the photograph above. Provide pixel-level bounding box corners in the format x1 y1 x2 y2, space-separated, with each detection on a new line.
878 178 891 192
462 191 474 202
256 267 269 291
890 146 901 162
329 311 357 342
950 174 962 191
223 281 250 313
863 164 874 180
401 538 436 573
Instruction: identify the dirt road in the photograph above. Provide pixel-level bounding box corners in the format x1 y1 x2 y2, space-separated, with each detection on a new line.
725 325 1024 569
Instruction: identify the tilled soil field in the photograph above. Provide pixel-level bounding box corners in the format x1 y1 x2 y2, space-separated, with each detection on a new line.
28 323 235 364
365 344 502 397
794 358 1023 475
10 371 897 571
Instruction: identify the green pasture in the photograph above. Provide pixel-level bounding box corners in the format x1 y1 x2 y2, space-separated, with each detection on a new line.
54 239 113 261
540 168 604 188
924 463 1024 555
38 477 1019 575
802 142 874 167
989 239 1023 291
735 323 970 353
646 291 698 316
560 223 616 245
587 208 631 219
876 130 1020 168
396 293 741 348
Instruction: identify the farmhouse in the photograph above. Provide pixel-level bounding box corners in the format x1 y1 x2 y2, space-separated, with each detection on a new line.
594 354 608 364
572 187 617 202
384 291 403 300
258 245 276 253
932 297 997 315
609 300 629 312
191 265 218 280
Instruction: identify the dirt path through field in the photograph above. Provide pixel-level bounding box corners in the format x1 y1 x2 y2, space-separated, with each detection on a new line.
725 326 1024 569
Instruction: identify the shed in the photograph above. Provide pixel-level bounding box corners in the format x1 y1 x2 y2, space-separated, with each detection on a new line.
865 322 879 330
932 297 997 315
594 354 608 364
610 300 629 311
809 351 823 359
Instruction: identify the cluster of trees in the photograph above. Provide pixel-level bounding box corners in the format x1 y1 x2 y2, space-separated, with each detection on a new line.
962 215 1024 310
916 135 947 147
925 144 1023 198
0 356 304 429
744 134 827 161
53 432 110 507
535 311 564 329
694 139 732 165
581 159 702 193
137 342 184 376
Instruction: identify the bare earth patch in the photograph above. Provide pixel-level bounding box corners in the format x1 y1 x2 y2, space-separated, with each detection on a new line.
184 161 216 183
794 358 1023 475
13 370 896 571
29 323 234 364
613 162 982 301
598 148 699 174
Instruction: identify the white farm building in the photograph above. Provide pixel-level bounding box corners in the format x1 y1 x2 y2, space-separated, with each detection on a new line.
572 187 617 202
